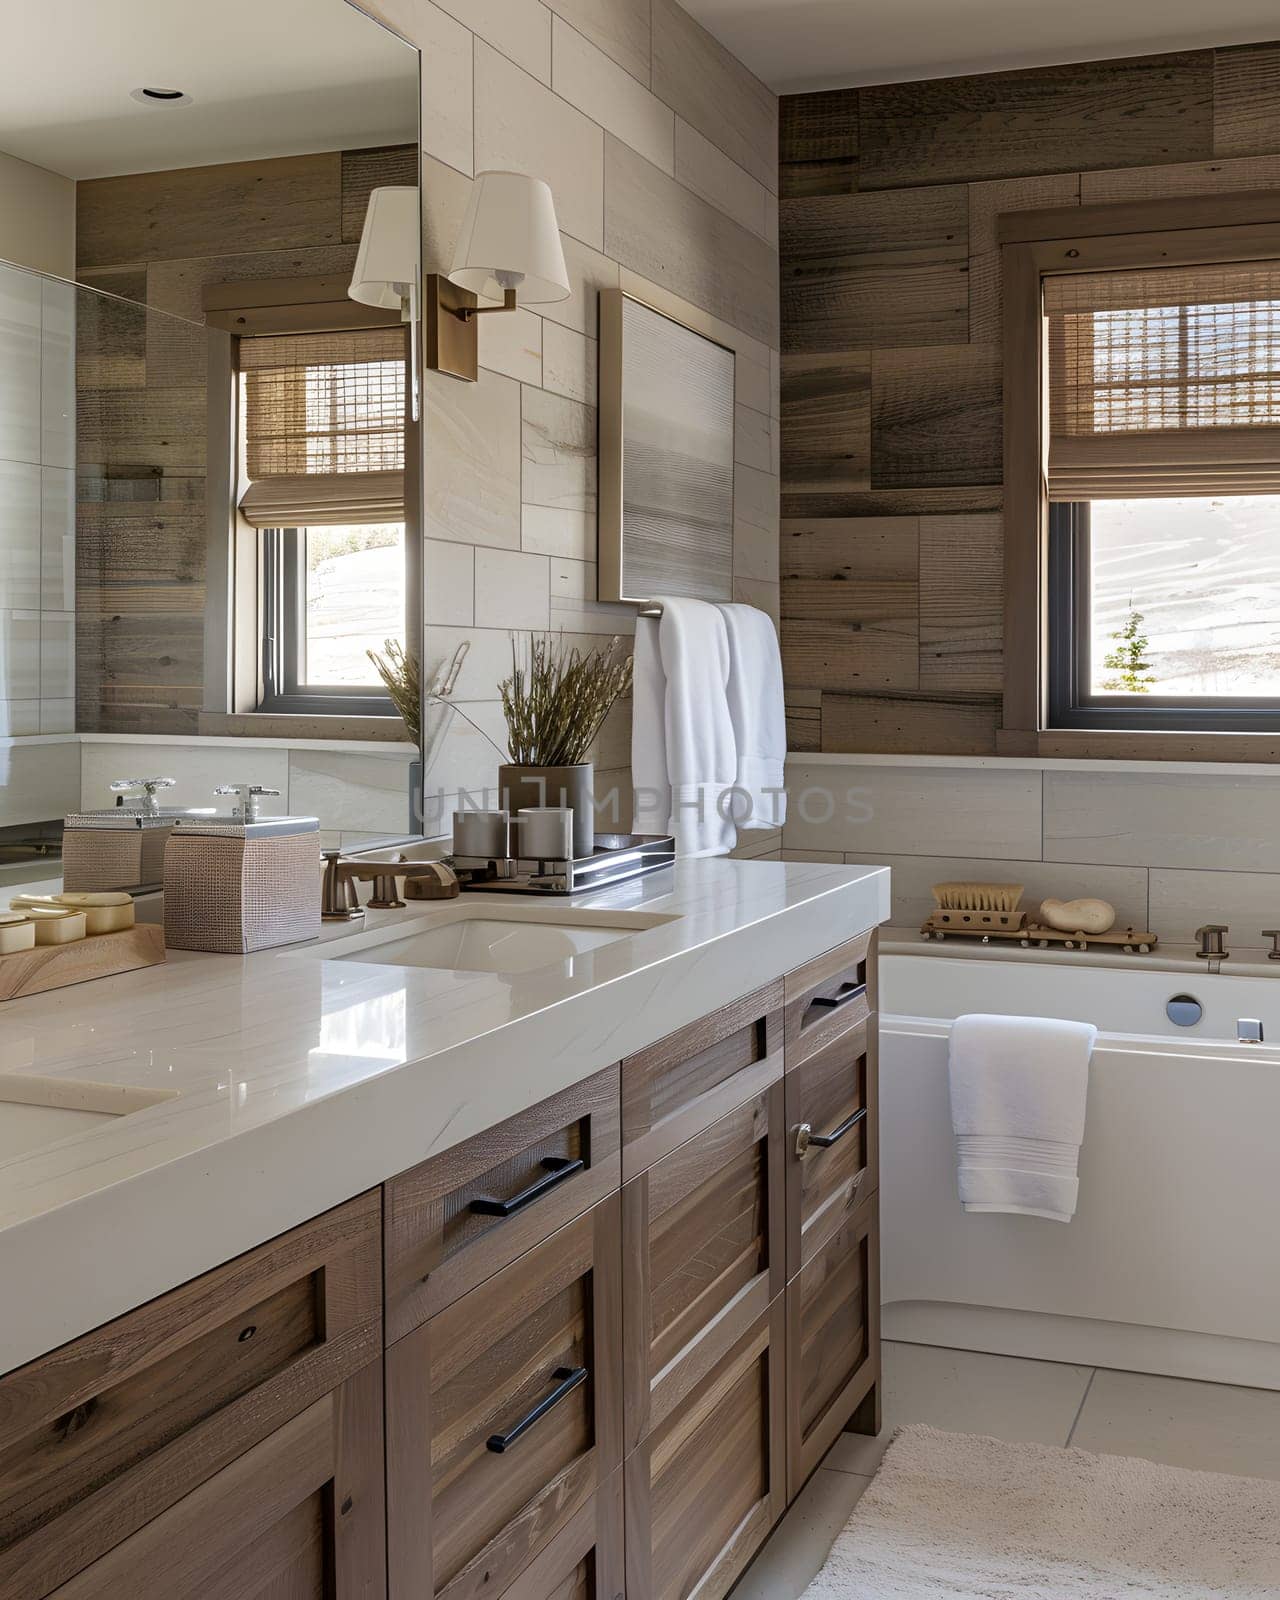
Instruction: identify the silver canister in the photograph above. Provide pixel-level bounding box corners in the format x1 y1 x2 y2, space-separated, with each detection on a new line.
513 807 575 861
452 809 510 860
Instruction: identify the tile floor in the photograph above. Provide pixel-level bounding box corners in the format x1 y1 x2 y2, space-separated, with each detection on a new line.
734 1340 1280 1599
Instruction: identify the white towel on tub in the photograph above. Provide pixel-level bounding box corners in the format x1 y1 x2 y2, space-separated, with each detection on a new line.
948 1012 1096 1222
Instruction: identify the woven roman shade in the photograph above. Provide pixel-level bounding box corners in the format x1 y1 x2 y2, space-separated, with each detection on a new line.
239 328 406 526
1045 261 1280 499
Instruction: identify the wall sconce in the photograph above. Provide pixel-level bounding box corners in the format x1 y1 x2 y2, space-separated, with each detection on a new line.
427 170 571 381
349 186 421 322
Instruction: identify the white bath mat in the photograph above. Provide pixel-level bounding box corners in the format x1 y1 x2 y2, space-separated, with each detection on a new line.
803 1424 1280 1598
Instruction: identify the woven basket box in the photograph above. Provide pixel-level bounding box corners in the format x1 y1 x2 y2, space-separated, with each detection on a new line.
163 828 320 954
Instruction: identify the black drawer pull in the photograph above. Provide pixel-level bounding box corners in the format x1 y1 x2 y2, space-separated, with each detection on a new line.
486 1365 588 1453
795 1105 867 1158
469 1156 584 1218
804 980 866 1027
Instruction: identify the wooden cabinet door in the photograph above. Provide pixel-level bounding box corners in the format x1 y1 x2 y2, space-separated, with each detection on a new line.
783 929 875 1072
45 1361 385 1600
0 1192 381 1600
786 1194 880 1498
785 1015 878 1279
621 981 783 1179
501 1470 623 1600
622 1081 785 1453
625 1300 786 1600
384 1066 621 1340
387 1197 623 1600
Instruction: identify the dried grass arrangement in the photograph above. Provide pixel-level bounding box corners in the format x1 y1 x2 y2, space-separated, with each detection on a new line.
367 639 421 744
500 634 633 767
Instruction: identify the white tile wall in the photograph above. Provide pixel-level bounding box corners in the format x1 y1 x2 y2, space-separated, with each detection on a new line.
474 42 605 249
551 16 675 174
0 458 41 613
0 268 41 466
783 755 1280 949
384 0 782 834
784 758 1043 860
1044 768 1280 871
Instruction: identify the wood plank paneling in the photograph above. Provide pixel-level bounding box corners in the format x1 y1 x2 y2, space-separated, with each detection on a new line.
782 486 1003 519
918 513 1003 692
146 246 360 324
1079 152 1280 205
820 689 1000 755
858 51 1213 189
340 145 420 242
967 174 1080 342
780 45 1280 759
1213 43 1280 158
779 89 858 199
782 187 968 351
870 344 1001 487
780 352 870 493
781 517 918 694
76 154 343 269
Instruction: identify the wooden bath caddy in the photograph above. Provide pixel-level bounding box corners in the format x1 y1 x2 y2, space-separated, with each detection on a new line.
0 922 165 1003
921 914 1157 955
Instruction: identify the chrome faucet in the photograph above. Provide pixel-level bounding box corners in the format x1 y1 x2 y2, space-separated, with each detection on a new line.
1195 924 1229 961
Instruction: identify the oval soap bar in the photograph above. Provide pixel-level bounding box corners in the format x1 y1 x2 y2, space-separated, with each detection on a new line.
1040 896 1116 934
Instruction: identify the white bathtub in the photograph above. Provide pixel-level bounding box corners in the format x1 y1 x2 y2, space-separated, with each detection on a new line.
879 951 1280 1389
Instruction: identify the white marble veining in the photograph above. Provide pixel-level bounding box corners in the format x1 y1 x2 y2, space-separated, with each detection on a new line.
0 857 887 1373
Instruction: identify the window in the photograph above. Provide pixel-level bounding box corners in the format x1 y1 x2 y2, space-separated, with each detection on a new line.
239 329 408 714
1045 261 1280 732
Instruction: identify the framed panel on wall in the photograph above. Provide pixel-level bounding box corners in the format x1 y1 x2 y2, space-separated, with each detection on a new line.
598 289 735 605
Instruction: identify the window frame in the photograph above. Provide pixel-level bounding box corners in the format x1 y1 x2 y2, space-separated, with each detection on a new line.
999 192 1280 759
256 525 401 717
199 272 422 729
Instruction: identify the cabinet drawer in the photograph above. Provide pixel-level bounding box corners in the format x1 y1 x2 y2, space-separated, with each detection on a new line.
786 1194 880 1498
387 1197 623 1600
43 1361 385 1600
783 929 876 1072
625 1299 786 1600
622 1082 784 1453
0 1192 381 1600
621 981 783 1179
385 1065 620 1339
500 1469 623 1600
785 1016 878 1278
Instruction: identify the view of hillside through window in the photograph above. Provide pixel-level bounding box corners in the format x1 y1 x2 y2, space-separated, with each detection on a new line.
303 522 406 686
1089 496 1280 696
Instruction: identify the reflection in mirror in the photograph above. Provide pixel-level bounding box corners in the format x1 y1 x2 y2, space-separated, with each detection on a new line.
0 1 421 888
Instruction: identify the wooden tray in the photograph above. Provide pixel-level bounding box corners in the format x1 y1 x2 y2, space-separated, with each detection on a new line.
0 923 165 1002
921 914 1156 954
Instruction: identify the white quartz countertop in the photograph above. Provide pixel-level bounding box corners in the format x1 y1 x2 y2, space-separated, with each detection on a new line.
0 857 888 1373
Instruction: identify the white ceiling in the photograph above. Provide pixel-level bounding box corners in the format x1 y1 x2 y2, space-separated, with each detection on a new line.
0 0 418 179
679 0 1280 94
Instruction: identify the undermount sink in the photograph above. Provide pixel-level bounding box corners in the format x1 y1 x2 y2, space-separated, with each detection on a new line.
0 1075 178 1164
309 904 678 977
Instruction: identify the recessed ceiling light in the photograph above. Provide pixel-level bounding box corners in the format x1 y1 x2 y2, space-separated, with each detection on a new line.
130 86 193 106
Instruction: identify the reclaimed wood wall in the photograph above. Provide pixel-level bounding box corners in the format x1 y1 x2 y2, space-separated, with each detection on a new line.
73 144 415 733
779 42 1280 755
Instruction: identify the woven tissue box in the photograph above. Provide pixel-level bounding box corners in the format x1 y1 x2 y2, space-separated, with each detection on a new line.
163 822 320 954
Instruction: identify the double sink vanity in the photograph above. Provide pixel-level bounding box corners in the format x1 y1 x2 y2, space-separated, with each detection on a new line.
0 856 888 1600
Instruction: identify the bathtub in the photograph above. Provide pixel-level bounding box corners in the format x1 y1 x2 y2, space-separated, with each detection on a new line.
879 950 1280 1390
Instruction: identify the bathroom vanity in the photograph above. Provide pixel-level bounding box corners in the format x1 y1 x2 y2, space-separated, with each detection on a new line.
0 858 887 1600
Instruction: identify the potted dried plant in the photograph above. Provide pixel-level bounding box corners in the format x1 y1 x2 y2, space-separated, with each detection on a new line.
498 633 633 859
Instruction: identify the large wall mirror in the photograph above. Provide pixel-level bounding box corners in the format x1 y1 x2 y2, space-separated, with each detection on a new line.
0 0 421 882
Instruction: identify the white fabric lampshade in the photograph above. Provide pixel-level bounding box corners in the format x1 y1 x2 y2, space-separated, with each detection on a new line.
349 186 420 311
448 171 570 305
